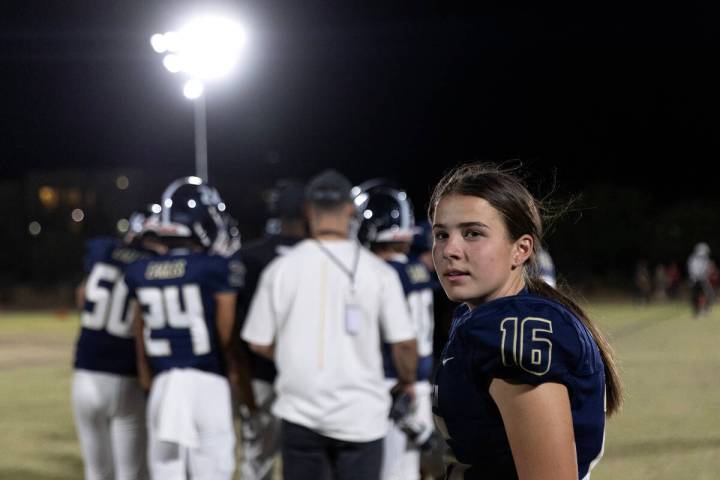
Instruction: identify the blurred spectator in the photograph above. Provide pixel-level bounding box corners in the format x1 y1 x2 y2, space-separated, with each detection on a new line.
665 262 682 299
634 259 652 305
687 242 714 317
653 263 668 301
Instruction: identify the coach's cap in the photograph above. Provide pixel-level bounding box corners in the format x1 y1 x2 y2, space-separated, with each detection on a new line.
306 169 352 206
268 179 306 219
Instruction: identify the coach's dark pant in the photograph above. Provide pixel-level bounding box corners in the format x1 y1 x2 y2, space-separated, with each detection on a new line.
281 420 383 480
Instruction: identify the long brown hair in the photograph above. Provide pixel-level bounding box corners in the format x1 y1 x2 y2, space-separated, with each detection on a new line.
428 162 623 415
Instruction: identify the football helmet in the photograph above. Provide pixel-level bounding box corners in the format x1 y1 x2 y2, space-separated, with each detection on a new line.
353 178 416 245
150 176 229 253
122 204 160 246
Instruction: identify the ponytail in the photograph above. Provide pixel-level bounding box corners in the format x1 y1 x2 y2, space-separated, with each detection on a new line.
526 276 623 416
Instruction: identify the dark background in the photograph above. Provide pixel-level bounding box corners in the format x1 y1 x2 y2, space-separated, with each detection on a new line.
2 1 720 302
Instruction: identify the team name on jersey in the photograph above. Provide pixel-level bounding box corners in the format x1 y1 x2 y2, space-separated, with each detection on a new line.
145 259 186 280
406 263 431 284
111 247 145 264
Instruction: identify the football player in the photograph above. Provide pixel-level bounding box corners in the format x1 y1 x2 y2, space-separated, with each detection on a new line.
126 177 250 479
429 163 622 479
236 179 307 480
72 206 158 480
354 179 436 480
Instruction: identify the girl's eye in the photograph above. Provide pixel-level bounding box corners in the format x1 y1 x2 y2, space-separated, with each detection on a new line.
464 230 483 238
434 231 448 240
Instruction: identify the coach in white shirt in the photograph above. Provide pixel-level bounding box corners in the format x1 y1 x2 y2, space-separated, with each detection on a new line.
242 169 417 480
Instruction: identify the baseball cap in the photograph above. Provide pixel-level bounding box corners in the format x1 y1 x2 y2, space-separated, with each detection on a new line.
306 169 352 207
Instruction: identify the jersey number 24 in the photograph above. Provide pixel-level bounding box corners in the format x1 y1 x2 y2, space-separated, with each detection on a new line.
137 284 211 357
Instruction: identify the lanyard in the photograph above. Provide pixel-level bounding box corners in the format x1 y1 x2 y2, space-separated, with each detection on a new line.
314 240 361 290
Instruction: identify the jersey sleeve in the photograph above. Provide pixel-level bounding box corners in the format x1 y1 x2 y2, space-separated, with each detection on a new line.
464 299 589 389
241 265 278 346
379 264 416 343
206 256 244 294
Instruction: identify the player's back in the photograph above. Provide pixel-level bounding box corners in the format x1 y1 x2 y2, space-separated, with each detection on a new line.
74 237 149 376
125 250 239 376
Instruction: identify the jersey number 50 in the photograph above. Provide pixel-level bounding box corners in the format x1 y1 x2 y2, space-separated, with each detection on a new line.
500 317 553 376
137 284 210 357
81 263 134 338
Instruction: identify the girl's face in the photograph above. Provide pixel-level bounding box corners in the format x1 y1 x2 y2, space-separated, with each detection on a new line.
432 194 529 308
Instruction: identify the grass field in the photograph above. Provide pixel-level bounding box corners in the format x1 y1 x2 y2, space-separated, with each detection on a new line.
1 301 719 479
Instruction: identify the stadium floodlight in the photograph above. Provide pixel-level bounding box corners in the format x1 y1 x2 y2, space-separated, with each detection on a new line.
150 14 247 182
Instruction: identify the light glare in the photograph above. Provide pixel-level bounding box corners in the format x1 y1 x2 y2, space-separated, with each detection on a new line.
28 221 41 236
163 54 182 73
117 218 130 233
164 31 181 52
183 79 204 99
177 15 245 79
116 175 130 190
71 208 85 222
150 33 167 53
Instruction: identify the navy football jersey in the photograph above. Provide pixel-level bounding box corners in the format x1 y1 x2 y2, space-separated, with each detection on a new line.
382 256 435 381
124 250 241 376
237 234 302 382
432 290 606 479
74 237 149 375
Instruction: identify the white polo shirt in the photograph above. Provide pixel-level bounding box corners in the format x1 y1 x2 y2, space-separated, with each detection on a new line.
241 239 415 442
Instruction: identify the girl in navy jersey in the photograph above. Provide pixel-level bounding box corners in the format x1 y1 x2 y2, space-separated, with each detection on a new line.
429 163 622 480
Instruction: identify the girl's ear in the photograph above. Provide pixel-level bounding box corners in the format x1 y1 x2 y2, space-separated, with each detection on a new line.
513 234 534 267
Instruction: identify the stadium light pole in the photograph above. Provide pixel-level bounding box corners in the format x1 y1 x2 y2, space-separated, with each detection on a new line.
151 15 246 182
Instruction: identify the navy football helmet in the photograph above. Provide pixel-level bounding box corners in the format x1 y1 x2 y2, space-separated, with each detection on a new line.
352 179 416 246
149 176 229 253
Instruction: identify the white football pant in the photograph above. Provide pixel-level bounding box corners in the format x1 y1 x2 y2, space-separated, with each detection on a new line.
147 368 236 480
72 369 148 480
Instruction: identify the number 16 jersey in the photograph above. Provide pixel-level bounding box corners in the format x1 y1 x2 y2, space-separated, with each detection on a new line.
432 290 606 479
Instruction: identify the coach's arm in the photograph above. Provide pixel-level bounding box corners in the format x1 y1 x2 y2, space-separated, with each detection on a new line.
248 342 275 360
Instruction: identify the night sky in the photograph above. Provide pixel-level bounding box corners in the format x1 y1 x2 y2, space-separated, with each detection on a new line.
3 1 720 225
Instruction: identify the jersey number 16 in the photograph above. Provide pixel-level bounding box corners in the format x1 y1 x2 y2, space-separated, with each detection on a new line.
500 317 553 376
